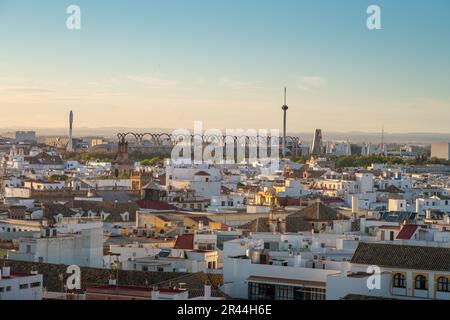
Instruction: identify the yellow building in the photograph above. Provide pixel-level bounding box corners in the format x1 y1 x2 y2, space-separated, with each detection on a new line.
184 215 223 233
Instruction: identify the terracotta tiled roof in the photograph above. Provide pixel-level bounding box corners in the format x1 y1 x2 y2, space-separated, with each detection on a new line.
187 215 213 225
239 218 271 232
382 185 405 194
396 224 420 240
72 200 139 222
174 234 194 250
156 272 227 299
136 200 179 211
289 202 348 221
351 242 450 271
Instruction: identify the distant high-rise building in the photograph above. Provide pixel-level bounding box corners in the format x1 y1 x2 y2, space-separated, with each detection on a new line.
67 111 74 152
15 131 36 143
431 142 450 160
311 129 323 156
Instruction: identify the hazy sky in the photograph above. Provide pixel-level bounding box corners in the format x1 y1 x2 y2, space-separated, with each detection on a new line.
0 0 449 133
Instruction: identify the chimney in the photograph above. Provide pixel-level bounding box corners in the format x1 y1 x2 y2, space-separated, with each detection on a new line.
151 286 160 300
352 196 359 215
204 283 212 300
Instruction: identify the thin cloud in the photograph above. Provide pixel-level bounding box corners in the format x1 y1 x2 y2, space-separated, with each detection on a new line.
220 77 262 90
126 74 179 88
297 76 327 91
0 86 51 93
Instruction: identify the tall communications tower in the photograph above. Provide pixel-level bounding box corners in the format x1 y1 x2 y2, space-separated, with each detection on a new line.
281 88 288 158
67 110 74 152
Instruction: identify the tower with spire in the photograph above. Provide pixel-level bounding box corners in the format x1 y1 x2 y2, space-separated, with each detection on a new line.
67 111 74 152
281 88 289 158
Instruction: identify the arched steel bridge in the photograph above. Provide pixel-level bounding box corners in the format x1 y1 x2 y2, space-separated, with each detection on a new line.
117 132 302 156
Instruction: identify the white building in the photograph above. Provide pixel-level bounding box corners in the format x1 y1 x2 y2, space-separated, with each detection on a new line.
0 267 43 300
416 196 450 216
166 163 221 199
209 194 245 212
221 233 358 300
8 222 104 268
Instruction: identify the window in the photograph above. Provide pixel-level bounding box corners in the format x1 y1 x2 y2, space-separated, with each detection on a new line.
437 277 449 292
293 287 326 300
0 287 4 293
30 282 41 288
393 273 406 288
6 286 11 292
19 284 29 289
157 267 164 272
248 283 275 300
415 275 427 290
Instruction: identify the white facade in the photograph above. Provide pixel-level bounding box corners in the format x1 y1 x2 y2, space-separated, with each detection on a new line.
8 224 104 268
389 198 407 212
0 267 43 300
166 164 222 199
416 196 450 216
209 194 245 212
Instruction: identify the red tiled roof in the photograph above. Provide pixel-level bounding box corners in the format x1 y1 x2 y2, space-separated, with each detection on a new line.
136 200 179 211
396 224 420 240
174 234 194 250
277 197 301 206
187 215 212 225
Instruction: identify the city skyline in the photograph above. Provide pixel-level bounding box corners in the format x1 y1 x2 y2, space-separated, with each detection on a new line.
0 0 449 132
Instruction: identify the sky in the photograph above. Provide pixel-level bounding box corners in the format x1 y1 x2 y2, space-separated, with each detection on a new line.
0 0 449 134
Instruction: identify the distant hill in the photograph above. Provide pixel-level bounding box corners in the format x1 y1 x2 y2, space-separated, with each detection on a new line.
1 127 450 144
